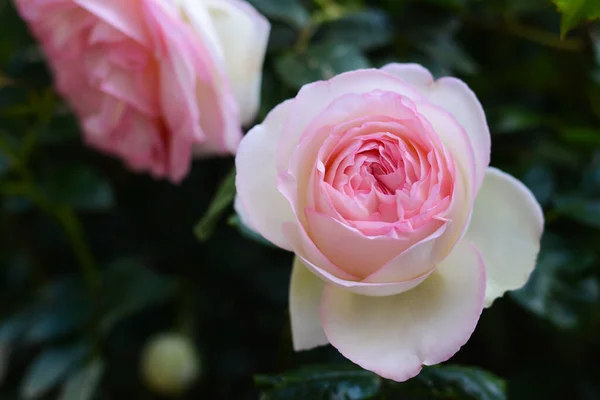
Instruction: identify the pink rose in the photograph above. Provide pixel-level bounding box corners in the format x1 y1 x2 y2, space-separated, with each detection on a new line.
236 64 544 381
15 0 269 182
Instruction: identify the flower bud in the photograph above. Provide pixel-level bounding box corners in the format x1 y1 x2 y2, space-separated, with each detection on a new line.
141 333 201 396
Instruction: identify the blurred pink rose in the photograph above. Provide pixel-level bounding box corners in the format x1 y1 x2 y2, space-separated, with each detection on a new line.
236 64 544 381
15 0 269 182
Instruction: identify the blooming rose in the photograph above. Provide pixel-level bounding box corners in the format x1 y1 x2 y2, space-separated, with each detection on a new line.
235 64 544 381
15 0 269 182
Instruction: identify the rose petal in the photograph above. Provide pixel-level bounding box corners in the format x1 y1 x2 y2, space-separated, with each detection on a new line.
362 224 446 283
289 257 329 351
235 100 296 250
466 167 544 306
74 0 150 46
285 224 431 296
381 63 490 191
204 0 270 125
305 209 409 278
276 69 424 171
321 240 485 382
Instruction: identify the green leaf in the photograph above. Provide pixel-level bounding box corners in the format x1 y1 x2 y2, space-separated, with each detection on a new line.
491 107 544 134
553 0 600 37
402 19 477 76
559 126 600 147
511 234 599 329
21 341 90 399
505 0 553 15
386 365 507 400
247 0 310 28
420 0 467 9
37 113 79 145
554 195 600 229
194 168 236 242
228 214 276 248
59 359 104 400
25 276 92 343
255 364 382 400
100 258 176 335
521 165 554 206
276 43 370 89
319 9 393 50
41 166 114 211
424 33 477 76
0 311 31 383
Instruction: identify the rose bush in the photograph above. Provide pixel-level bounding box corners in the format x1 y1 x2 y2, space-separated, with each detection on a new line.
236 64 544 381
14 0 269 182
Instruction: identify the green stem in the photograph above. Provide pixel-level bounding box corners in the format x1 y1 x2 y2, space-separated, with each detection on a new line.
505 19 585 51
0 134 100 291
54 206 101 290
176 277 195 337
461 13 585 52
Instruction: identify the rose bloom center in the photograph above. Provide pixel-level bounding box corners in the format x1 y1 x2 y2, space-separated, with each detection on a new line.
315 110 456 239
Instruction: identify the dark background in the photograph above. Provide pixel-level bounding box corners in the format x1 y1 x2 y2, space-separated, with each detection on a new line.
1 0 600 399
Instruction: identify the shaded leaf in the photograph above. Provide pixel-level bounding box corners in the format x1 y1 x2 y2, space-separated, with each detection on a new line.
25 275 92 343
256 364 381 400
100 258 176 334
511 234 599 329
491 107 544 134
194 168 236 242
559 126 600 147
247 0 309 28
386 365 507 400
554 195 600 229
402 18 477 76
521 165 554 206
0 311 31 383
319 9 393 50
553 0 600 37
276 43 370 89
42 166 114 211
37 113 79 145
59 359 104 400
505 0 553 15
420 0 466 9
21 341 90 399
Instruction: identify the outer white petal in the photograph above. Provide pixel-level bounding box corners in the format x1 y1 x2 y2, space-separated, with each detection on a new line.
466 167 544 306
204 0 270 125
381 63 491 190
289 257 329 351
235 100 295 250
175 0 224 64
321 240 486 382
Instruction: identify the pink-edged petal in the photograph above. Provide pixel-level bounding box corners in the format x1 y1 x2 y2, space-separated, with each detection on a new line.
321 240 486 382
305 209 408 278
235 100 296 250
363 224 446 283
289 257 329 351
411 102 475 258
466 167 544 307
276 69 424 171
285 224 431 296
73 0 150 46
414 101 475 198
381 63 490 190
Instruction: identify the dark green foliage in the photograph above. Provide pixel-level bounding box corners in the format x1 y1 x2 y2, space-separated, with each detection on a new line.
256 364 507 399
2 0 600 399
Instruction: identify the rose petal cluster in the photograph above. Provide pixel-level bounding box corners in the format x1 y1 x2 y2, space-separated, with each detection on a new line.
15 0 269 182
236 64 544 381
